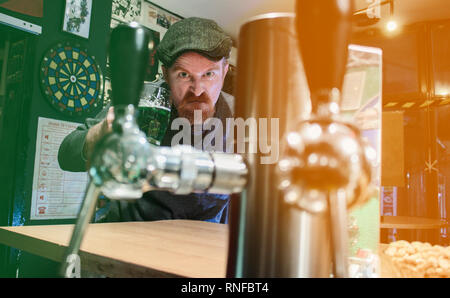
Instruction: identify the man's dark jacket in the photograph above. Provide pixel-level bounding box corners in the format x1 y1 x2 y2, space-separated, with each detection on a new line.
58 91 235 224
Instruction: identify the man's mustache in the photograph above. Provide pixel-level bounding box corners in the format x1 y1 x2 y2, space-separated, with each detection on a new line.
182 92 211 104
176 92 216 124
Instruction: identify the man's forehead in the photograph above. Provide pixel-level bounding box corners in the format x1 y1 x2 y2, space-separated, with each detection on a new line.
170 51 224 71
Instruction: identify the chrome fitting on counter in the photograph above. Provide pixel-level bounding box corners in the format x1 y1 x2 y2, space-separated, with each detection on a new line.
147 145 248 195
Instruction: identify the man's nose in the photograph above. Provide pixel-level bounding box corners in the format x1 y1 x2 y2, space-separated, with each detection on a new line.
190 78 204 97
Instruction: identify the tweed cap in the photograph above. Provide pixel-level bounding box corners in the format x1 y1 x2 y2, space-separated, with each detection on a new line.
156 17 233 67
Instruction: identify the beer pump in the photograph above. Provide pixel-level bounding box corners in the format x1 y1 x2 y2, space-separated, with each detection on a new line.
61 23 248 278
229 0 376 277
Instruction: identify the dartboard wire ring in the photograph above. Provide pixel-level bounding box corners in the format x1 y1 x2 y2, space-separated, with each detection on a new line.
40 42 104 117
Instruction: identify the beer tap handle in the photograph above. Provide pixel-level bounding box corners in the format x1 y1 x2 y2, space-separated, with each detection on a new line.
61 24 152 277
295 0 353 115
87 23 154 199
295 0 354 278
109 22 150 107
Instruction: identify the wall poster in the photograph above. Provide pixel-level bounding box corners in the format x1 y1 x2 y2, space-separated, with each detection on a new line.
30 117 89 220
62 0 93 39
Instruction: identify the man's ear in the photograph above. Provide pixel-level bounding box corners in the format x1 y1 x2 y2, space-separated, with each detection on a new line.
222 60 229 82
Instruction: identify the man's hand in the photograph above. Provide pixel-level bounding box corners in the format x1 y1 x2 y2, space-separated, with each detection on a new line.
83 107 153 194
83 107 154 192
83 106 115 164
142 181 153 193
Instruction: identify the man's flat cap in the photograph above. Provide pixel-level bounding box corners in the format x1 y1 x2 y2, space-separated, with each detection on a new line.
156 17 233 67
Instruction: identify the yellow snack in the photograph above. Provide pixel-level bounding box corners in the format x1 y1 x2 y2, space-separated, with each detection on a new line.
385 240 450 278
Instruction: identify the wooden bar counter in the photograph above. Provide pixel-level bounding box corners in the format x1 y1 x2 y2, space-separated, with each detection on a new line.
0 220 422 278
0 220 228 278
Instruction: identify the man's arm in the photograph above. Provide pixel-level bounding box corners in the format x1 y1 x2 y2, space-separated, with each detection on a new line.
58 105 114 172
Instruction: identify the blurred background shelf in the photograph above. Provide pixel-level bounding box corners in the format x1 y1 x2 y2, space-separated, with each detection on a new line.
381 215 448 230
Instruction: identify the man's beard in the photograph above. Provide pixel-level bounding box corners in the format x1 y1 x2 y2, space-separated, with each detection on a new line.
176 92 216 124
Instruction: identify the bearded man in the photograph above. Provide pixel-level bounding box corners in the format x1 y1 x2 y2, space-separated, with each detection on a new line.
58 17 235 223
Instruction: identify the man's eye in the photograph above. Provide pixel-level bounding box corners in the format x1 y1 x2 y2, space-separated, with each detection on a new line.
178 72 189 79
204 72 216 78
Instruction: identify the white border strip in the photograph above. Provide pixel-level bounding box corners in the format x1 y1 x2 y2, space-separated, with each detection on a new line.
0 12 42 35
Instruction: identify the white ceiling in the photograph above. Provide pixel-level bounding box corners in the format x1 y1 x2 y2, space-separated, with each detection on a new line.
150 0 450 42
150 0 295 42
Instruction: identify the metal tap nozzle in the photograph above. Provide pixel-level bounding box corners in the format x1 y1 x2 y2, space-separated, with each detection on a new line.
147 146 248 195
89 104 152 200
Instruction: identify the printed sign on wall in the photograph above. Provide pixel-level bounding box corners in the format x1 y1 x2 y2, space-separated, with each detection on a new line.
30 117 88 220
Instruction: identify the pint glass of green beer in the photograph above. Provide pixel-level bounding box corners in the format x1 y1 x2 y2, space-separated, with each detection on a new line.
137 82 171 145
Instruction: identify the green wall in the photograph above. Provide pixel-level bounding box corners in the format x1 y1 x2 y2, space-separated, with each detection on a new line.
0 0 113 277
12 0 112 226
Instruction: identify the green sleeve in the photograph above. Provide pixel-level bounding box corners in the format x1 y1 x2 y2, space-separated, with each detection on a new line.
57 104 110 172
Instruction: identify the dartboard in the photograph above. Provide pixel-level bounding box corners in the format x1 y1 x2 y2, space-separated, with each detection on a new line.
40 43 103 116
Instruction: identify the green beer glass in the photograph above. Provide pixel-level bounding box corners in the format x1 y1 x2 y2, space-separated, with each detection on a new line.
137 82 171 145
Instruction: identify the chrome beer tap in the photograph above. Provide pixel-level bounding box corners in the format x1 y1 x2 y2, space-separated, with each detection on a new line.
227 0 376 278
61 23 247 278
276 0 375 277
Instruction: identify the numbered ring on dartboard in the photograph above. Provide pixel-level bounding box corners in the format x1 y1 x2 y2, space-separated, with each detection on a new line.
40 42 104 117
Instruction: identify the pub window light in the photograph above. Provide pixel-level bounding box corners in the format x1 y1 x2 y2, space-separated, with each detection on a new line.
436 88 450 96
386 20 398 32
385 0 399 33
